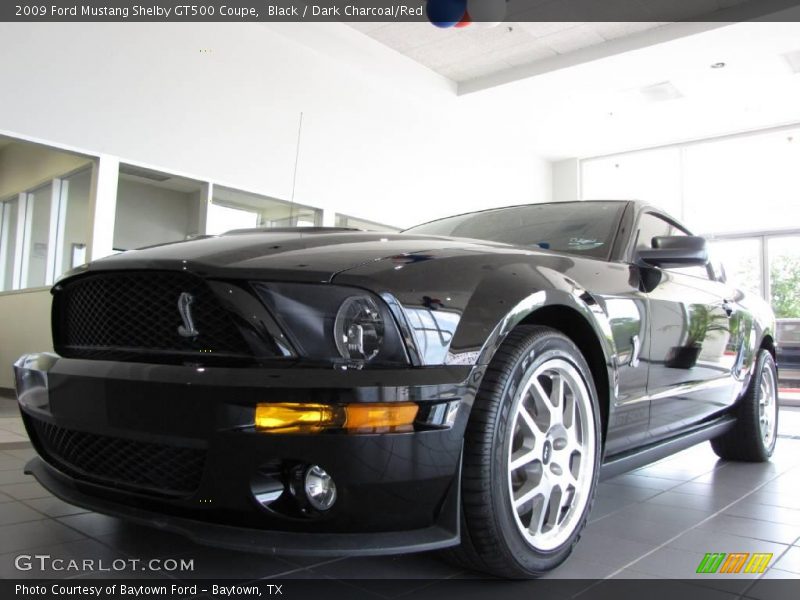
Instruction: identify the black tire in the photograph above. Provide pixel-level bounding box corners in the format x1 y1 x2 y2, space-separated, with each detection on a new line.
445 325 602 578
711 349 779 462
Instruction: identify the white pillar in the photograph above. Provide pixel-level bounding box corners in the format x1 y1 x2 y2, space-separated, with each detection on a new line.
87 155 119 261
552 158 581 203
321 208 336 227
197 182 212 235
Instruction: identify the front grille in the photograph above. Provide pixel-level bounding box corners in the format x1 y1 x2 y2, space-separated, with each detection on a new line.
53 271 251 362
28 417 206 497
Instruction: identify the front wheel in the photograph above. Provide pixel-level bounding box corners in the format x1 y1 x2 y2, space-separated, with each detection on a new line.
448 325 601 578
711 349 779 462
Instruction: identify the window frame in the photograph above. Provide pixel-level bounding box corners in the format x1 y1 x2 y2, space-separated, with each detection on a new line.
627 207 716 282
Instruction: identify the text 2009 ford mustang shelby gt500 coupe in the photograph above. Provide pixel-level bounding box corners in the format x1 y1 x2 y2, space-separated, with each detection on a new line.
14 200 779 577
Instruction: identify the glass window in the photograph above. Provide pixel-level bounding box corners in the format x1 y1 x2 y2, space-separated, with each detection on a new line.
207 202 258 234
113 166 204 251
777 320 800 344
23 182 53 288
635 212 710 280
404 201 626 259
581 147 683 219
708 238 762 298
208 187 321 235
769 236 800 318
683 129 800 235
634 212 672 251
0 196 19 291
335 214 399 232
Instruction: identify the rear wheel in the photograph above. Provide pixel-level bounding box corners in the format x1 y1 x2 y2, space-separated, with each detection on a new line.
448 325 601 578
711 349 779 462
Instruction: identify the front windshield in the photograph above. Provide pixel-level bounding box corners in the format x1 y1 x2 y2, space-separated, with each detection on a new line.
404 201 626 259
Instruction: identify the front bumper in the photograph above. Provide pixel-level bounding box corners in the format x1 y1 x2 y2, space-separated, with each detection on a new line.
14 353 476 556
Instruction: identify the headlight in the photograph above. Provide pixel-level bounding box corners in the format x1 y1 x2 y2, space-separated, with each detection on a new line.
334 296 384 361
252 283 409 366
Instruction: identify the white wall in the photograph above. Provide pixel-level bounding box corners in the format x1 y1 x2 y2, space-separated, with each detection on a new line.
552 159 580 203
0 143 92 200
0 23 551 228
0 288 53 388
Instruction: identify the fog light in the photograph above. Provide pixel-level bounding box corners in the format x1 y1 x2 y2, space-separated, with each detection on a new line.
304 465 337 511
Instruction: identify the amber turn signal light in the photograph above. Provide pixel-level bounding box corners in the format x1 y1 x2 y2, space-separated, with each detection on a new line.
255 402 418 433
343 403 418 432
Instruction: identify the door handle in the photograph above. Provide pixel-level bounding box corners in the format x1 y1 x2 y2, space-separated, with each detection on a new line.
722 300 734 317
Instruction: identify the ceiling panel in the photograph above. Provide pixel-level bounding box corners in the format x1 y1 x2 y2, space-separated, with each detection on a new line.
347 0 760 86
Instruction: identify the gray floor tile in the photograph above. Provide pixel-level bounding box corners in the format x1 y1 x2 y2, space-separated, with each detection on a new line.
757 567 798 578
627 546 710 578
610 502 715 528
170 547 295 580
773 546 800 574
57 513 130 538
94 523 210 559
721 501 800 527
275 555 349 570
634 466 713 481
604 473 682 491
24 496 91 518
541 557 618 579
0 455 25 471
567 532 656 569
587 495 629 522
2 448 36 461
747 489 800 510
596 482 663 502
669 481 748 501
758 475 800 496
2 481 51 500
696 514 800 545
608 568 661 579
0 467 35 485
0 519 85 553
666 528 789 556
691 469 780 491
0 501 47 526
582 514 684 544
647 490 737 512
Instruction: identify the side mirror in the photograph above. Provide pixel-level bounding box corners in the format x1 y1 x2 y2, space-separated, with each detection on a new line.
636 235 709 269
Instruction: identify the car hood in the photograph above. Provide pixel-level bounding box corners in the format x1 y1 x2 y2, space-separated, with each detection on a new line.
64 228 520 283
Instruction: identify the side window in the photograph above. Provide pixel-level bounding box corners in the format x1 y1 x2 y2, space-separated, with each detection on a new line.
635 213 672 251
635 212 712 280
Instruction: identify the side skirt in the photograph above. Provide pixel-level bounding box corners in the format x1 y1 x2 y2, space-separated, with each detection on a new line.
600 415 737 480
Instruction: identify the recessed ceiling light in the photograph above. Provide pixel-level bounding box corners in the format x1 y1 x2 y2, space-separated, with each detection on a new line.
640 81 683 102
711 62 726 69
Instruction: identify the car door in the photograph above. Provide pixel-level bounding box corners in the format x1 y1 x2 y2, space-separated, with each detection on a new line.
632 211 741 441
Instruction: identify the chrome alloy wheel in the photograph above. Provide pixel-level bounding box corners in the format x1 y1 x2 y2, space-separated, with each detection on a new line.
506 357 596 552
759 362 778 449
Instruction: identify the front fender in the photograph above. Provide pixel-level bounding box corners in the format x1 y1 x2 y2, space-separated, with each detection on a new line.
332 247 620 374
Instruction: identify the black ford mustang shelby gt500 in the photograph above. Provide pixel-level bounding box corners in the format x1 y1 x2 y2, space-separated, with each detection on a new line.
14 200 779 577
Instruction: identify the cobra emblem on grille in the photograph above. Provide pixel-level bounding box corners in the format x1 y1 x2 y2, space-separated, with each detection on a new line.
177 292 200 338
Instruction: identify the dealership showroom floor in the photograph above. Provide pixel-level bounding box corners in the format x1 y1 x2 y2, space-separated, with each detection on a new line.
1 389 800 594
3 4 800 596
